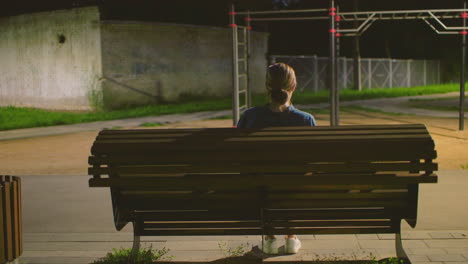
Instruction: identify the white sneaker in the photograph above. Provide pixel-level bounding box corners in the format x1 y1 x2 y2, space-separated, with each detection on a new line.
261 237 278 254
285 237 301 254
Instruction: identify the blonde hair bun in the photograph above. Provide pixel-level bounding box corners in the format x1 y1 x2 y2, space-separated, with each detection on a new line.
266 63 297 105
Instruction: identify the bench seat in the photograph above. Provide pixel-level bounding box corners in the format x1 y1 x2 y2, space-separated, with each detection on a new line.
88 124 438 262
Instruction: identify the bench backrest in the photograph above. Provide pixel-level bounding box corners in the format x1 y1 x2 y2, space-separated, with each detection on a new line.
88 124 437 236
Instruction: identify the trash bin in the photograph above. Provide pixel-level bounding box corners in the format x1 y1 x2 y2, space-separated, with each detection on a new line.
0 176 22 264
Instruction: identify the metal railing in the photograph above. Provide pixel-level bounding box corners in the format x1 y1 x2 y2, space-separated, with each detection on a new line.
271 55 441 91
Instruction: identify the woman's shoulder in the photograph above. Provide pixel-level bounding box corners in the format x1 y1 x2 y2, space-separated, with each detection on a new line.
288 106 316 125
289 106 313 117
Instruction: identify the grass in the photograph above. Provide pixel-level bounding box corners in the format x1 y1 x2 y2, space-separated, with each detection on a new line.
91 246 171 264
218 241 250 259
0 83 460 131
138 122 163 127
288 83 460 106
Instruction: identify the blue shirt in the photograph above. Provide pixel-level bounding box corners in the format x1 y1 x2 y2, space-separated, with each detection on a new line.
237 104 316 128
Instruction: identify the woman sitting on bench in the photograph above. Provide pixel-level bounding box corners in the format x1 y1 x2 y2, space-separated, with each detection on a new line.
237 63 316 254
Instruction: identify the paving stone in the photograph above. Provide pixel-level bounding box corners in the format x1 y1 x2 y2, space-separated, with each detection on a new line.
24 241 137 251
21 250 108 258
357 234 380 240
426 240 468 248
374 248 396 257
225 240 259 249
406 231 432 240
409 254 430 262
297 235 315 240
427 254 467 262
441 262 468 264
408 247 446 254
314 234 357 240
412 262 443 264
162 250 224 261
378 234 395 240
301 239 360 249
359 239 427 249
264 253 303 262
377 232 411 240
430 232 456 239
301 249 378 261
18 256 96 264
445 248 468 254
452 232 468 239
23 232 134 242
165 240 221 251
464 254 468 260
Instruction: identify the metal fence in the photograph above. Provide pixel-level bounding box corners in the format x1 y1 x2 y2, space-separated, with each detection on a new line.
270 56 441 92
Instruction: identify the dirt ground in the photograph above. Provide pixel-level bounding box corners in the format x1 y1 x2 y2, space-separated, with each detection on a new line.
0 109 467 175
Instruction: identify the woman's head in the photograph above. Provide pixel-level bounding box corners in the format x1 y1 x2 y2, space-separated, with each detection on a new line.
266 63 297 105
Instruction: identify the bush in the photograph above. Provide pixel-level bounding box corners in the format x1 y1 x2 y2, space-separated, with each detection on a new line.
91 246 171 264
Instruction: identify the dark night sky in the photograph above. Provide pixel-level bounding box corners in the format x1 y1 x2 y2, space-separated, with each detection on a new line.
2 0 467 78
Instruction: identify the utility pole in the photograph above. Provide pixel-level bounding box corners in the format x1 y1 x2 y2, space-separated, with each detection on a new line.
353 0 362 91
460 0 466 130
329 0 338 126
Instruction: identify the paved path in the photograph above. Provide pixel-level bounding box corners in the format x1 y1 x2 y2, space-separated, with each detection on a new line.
14 170 468 263
298 92 468 119
1 93 466 141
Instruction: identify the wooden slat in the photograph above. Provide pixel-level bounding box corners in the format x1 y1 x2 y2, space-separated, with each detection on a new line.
144 221 261 229
89 147 437 163
98 124 427 135
11 180 19 258
96 128 429 140
268 199 407 209
269 220 392 228
89 162 438 175
96 134 432 144
139 227 394 236
266 227 395 235
17 177 22 255
134 209 402 222
140 229 261 236
89 174 437 190
0 184 4 263
0 176 22 261
143 220 393 230
91 137 434 153
265 208 408 221
120 191 408 200
2 180 13 261
122 197 408 211
137 210 262 221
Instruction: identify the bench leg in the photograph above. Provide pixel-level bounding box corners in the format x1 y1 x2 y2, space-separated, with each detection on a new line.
131 221 141 256
395 221 411 264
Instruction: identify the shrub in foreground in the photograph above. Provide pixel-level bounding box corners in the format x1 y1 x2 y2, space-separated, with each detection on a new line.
91 246 171 264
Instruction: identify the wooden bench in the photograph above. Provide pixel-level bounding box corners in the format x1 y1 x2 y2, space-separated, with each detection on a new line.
1 176 23 263
88 124 438 262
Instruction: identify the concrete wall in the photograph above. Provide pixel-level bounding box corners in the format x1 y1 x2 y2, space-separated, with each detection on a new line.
100 21 269 109
0 7 102 110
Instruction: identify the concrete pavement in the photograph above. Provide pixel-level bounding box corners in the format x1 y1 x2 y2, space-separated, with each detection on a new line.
14 170 468 263
298 92 468 119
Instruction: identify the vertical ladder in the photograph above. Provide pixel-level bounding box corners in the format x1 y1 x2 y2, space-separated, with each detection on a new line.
230 4 251 126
